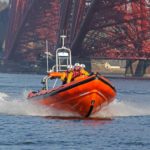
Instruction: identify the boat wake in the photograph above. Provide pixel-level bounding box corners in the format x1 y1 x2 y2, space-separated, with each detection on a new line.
93 99 150 118
0 92 150 118
0 92 76 117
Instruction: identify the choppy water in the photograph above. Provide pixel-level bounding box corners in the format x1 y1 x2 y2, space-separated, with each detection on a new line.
0 73 150 150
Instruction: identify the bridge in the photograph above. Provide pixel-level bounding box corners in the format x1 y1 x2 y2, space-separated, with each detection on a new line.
4 0 150 76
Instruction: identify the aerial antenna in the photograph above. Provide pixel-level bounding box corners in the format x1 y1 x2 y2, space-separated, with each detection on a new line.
60 30 66 47
60 35 67 48
46 40 49 73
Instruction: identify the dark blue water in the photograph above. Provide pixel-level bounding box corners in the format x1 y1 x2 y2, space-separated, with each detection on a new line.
0 73 150 150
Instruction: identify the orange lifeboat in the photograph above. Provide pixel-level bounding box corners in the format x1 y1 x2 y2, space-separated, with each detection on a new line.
27 35 116 118
28 73 116 117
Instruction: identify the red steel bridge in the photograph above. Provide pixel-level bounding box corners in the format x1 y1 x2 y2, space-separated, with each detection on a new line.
4 0 150 75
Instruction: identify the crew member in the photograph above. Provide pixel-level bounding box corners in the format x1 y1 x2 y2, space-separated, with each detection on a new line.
71 63 89 80
47 71 67 83
66 65 74 83
80 64 89 76
47 65 74 84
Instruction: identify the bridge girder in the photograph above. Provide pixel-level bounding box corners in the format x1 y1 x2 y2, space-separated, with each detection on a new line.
4 0 150 63
72 0 150 60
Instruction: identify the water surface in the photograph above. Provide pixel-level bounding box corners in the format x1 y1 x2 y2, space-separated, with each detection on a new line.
0 73 150 150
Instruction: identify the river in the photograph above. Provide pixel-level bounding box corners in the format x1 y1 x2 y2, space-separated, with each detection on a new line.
0 73 150 150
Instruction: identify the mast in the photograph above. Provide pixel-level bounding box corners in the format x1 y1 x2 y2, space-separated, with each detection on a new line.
46 40 49 73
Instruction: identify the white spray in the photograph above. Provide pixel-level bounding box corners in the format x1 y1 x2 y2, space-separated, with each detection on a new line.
0 92 150 118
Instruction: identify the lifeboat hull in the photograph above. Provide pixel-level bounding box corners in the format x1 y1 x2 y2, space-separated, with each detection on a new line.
28 74 116 117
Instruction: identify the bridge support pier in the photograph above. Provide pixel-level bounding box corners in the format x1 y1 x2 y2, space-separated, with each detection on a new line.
125 60 134 76
125 60 150 77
